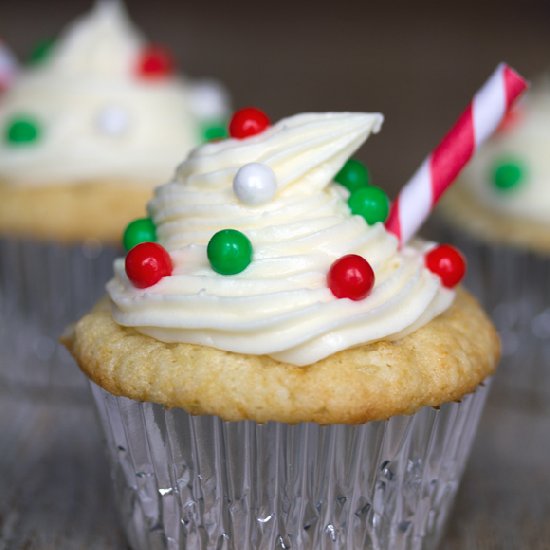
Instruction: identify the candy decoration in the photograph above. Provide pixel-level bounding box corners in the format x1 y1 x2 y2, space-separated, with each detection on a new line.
0 40 17 91
233 163 277 205
28 38 54 65
229 107 270 139
386 63 528 244
492 158 524 191
327 254 375 301
207 229 253 275
425 244 466 288
348 186 390 225
123 218 157 251
202 120 228 142
97 105 131 136
125 242 172 289
5 116 40 145
136 45 174 78
334 159 370 192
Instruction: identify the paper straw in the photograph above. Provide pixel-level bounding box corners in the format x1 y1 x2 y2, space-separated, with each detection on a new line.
385 63 528 243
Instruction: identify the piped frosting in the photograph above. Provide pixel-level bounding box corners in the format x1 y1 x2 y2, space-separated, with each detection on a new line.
108 112 454 366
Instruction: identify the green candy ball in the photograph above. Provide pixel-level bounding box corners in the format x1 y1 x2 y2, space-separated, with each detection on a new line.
123 218 157 251
348 186 389 225
334 159 370 192
5 116 40 145
202 120 229 142
493 158 525 191
28 39 54 65
207 229 253 275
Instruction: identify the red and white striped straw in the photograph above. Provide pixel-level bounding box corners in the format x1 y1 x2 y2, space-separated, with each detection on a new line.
385 63 528 244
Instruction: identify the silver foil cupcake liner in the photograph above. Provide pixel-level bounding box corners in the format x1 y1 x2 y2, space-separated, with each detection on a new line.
90 380 490 550
0 237 119 399
434 225 550 400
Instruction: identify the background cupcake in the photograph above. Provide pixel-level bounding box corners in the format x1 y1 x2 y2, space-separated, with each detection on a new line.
66 110 499 549
0 0 230 396
437 79 550 399
0 40 17 92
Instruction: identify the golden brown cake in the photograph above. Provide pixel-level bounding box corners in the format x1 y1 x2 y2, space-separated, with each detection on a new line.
65 288 498 424
0 180 152 242
440 185 550 254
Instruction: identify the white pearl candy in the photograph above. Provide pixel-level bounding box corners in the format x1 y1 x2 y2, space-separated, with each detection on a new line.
96 105 130 136
233 162 277 205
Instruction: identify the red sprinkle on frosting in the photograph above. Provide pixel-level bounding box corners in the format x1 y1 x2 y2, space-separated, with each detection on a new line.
136 45 174 78
229 107 270 139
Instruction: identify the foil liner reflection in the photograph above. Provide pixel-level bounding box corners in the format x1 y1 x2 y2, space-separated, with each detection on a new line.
436 227 550 398
0 237 119 399
91 381 490 550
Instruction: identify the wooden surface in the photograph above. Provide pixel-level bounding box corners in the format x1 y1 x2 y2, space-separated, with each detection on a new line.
0 375 549 549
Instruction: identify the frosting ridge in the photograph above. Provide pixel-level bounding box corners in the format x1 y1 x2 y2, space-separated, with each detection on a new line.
49 0 143 77
108 112 455 366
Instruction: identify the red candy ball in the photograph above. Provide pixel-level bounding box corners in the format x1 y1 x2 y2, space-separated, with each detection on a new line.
425 244 466 288
136 45 174 78
229 107 270 139
327 254 375 301
125 242 173 289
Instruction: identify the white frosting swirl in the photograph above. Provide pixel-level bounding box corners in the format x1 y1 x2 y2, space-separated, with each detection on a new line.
459 82 550 223
108 112 454 366
0 1 229 186
49 0 143 77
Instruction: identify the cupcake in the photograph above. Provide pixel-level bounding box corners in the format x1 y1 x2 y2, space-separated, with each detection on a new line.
437 80 550 397
65 110 499 549
0 1 229 395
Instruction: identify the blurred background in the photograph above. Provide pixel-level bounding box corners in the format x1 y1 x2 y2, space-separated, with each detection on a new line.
2 2 550 547
3 0 550 196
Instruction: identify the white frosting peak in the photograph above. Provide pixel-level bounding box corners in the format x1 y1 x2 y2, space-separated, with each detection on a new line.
108 112 454 366
49 1 142 78
176 112 383 197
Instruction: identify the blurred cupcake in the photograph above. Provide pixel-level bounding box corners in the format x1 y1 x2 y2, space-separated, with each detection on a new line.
0 39 17 92
0 0 230 396
438 80 550 397
65 110 498 549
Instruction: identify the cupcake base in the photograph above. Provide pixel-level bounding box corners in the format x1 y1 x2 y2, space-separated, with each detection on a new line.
0 237 119 398
91 381 490 550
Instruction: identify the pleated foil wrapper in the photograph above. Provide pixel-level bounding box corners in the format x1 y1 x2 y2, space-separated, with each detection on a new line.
90 380 490 550
435 225 550 399
0 237 119 399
